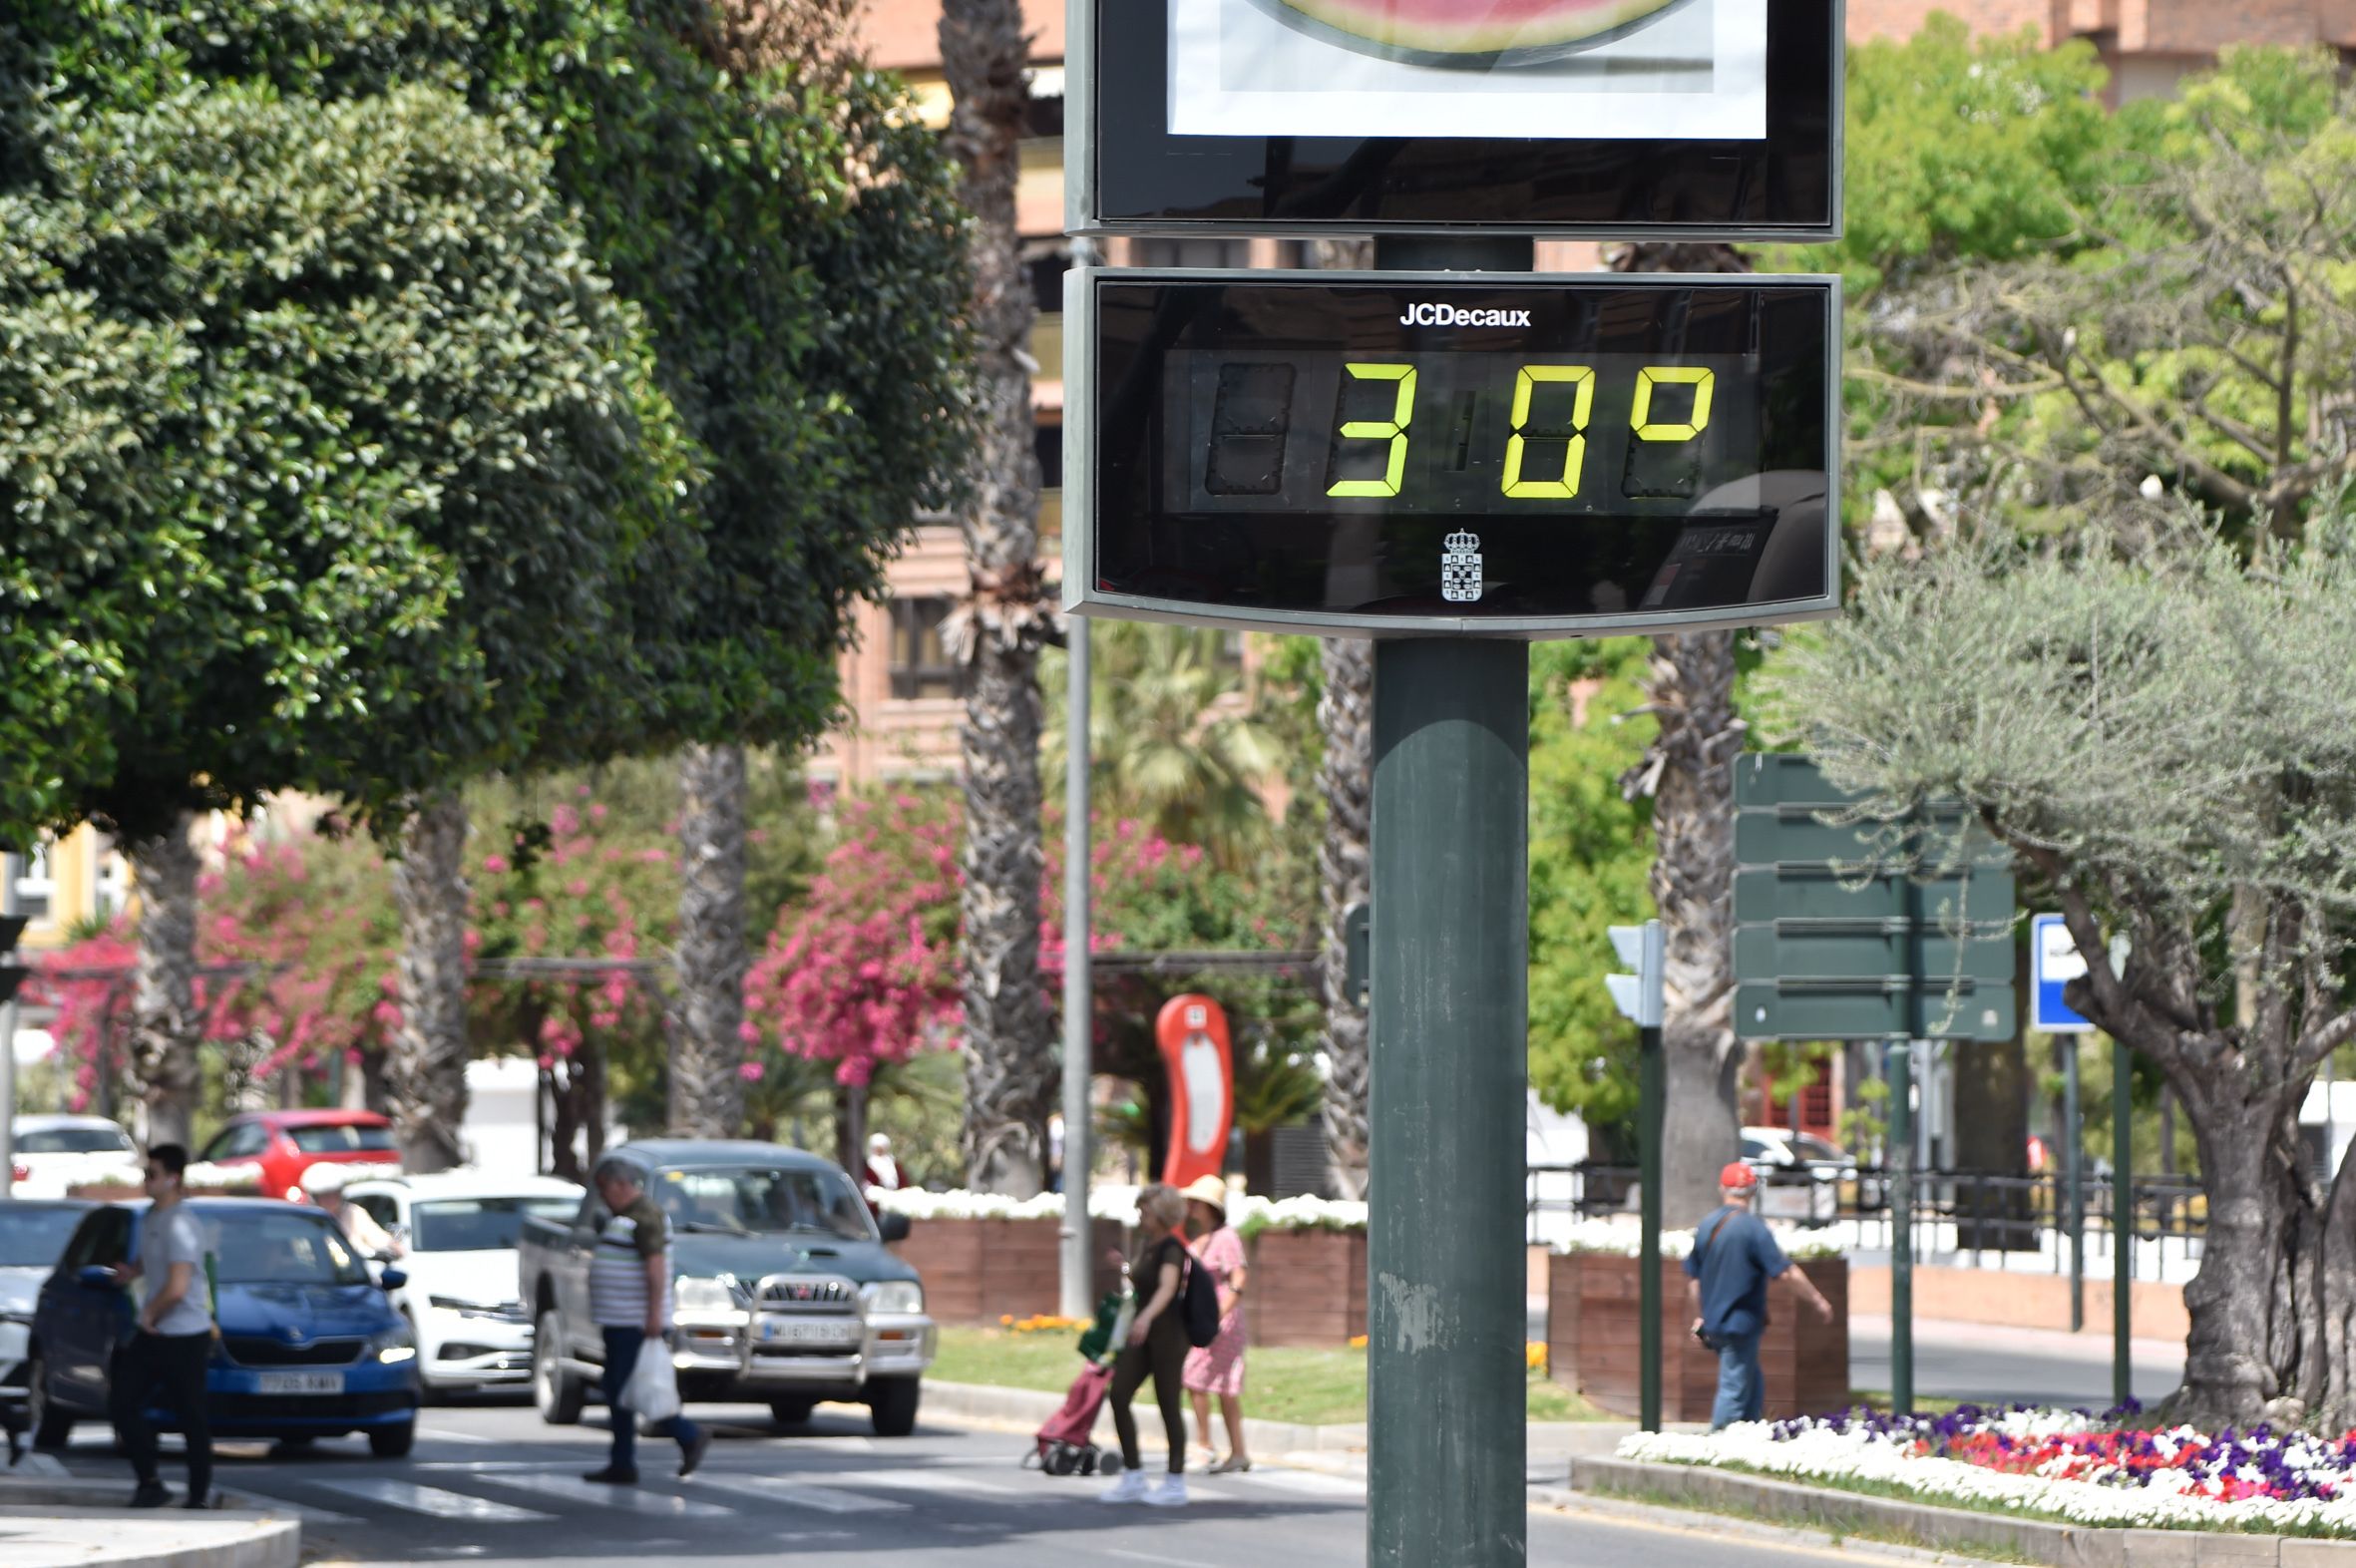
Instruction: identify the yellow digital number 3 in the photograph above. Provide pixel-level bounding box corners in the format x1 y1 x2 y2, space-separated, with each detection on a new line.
1631 366 1715 442
1326 363 1417 499
1502 365 1595 499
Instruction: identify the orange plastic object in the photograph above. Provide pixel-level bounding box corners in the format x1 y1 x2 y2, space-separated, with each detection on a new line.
1154 993 1234 1191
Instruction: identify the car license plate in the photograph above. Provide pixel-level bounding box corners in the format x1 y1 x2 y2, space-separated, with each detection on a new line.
760 1319 856 1347
256 1372 344 1395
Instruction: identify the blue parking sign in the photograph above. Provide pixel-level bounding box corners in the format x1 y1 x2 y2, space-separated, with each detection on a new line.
2032 913 2096 1034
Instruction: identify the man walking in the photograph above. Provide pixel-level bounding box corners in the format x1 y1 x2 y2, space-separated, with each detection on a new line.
108 1144 214 1508
583 1155 709 1485
1686 1162 1834 1430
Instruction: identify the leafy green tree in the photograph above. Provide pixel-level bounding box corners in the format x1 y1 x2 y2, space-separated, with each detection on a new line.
1765 505 2356 1429
2 22 692 1139
1526 640 1657 1142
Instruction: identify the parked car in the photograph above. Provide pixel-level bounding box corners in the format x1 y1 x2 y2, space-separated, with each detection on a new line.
1740 1126 1845 1225
0 1200 94 1417
27 1198 421 1455
344 1172 582 1397
10 1116 138 1198
196 1111 401 1201
518 1140 933 1437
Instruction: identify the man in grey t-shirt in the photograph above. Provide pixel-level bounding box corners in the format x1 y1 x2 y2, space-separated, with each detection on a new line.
107 1144 214 1508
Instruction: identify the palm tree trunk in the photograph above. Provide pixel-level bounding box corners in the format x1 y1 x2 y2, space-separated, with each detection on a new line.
944 0 1056 1195
1317 635 1374 1199
672 742 749 1138
127 814 200 1147
387 790 470 1173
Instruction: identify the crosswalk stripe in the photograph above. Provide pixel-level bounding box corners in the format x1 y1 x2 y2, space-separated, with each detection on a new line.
418 1426 504 1445
820 1468 1022 1498
313 1477 556 1523
683 1472 910 1515
480 1472 737 1517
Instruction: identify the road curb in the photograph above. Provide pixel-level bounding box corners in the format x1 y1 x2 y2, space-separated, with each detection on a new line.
0 1480 299 1568
1569 1455 2356 1568
1528 1482 2022 1567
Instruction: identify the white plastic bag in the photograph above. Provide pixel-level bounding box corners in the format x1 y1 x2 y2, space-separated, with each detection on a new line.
623 1335 681 1429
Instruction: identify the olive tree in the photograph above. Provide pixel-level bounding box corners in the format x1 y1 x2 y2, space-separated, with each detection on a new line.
1765 513 2356 1427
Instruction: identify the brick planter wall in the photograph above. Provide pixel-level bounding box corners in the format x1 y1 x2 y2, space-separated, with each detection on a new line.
888 1216 1124 1326
1548 1251 1848 1422
1246 1227 1368 1347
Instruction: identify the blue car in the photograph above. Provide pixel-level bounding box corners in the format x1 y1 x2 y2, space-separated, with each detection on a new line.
27 1198 421 1457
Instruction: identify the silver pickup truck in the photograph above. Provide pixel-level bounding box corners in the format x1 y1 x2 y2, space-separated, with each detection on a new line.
516 1139 935 1436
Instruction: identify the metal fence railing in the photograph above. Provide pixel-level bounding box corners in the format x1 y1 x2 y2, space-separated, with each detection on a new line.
1525 1163 2208 1279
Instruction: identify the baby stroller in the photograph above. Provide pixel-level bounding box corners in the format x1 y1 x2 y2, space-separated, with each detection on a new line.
1025 1271 1133 1477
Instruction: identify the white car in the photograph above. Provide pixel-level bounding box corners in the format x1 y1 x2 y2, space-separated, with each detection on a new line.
9 1116 138 1199
345 1172 583 1397
0 1200 93 1418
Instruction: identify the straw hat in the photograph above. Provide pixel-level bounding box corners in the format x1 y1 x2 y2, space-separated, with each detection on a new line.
1181 1175 1230 1213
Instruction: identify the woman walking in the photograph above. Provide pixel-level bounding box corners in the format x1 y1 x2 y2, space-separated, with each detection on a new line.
1180 1175 1251 1472
1100 1184 1192 1506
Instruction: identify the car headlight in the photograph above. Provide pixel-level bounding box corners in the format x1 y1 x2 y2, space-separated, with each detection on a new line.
860 1281 923 1316
366 1323 418 1365
0 1309 32 1328
673 1277 745 1317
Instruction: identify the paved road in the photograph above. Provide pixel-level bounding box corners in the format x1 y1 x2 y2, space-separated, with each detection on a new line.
46 1398 1885 1568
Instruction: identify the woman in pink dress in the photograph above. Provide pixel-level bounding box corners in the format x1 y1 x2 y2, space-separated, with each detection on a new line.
1179 1175 1251 1473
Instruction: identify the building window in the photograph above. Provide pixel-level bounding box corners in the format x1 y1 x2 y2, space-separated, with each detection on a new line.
890 597 964 701
13 842 53 925
1127 237 1253 270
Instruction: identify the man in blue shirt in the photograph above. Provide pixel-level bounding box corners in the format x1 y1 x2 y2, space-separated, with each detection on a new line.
1685 1161 1833 1429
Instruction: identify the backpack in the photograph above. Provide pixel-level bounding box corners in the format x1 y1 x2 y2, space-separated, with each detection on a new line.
1180 1248 1222 1349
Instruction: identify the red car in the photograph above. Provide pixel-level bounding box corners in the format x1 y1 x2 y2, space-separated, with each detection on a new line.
196 1110 401 1200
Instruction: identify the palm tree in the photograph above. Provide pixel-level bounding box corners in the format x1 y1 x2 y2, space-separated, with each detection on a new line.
1042 621 1282 866
943 0 1058 1195
1612 240 1753 1227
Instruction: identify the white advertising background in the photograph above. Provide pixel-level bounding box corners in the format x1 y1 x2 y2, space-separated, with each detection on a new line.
1168 0 1767 141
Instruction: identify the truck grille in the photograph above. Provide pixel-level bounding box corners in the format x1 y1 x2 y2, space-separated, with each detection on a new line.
754 1275 857 1314
223 1337 364 1368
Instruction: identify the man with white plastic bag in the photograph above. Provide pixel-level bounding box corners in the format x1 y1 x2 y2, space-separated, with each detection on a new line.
583 1155 709 1484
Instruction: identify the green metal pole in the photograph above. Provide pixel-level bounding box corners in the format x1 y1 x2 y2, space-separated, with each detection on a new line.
1368 635 1529 1568
1886 1039 1913 1417
2114 1039 2133 1408
1640 1024 1664 1433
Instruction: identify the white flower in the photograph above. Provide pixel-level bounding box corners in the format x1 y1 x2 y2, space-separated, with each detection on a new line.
1555 1218 1842 1261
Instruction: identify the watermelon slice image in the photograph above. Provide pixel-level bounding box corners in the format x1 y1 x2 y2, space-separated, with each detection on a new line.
1249 0 1694 67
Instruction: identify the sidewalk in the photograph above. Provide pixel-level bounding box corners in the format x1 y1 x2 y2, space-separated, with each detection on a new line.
0 1464 300 1568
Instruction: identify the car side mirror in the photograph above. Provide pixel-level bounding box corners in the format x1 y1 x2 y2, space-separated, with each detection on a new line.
78 1266 119 1290
378 1268 408 1291
876 1212 911 1244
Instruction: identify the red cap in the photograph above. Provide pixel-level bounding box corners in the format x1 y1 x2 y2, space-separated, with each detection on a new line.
1720 1161 1758 1190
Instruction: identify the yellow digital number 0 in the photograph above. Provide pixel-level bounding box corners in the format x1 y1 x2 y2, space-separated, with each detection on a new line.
1501 365 1595 499
1631 366 1715 442
1326 362 1417 499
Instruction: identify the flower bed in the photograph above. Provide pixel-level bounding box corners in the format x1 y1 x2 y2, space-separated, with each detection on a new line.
66 1161 268 1199
1621 1404 2356 1537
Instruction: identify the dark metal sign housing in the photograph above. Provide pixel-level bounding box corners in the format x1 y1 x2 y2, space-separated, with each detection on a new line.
1063 267 1841 639
1067 0 1844 240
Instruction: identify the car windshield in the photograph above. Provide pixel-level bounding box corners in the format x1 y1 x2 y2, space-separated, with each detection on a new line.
205 1211 371 1286
411 1197 579 1253
656 1167 875 1242
0 1206 88 1267
287 1123 395 1154
15 1127 133 1155
1793 1134 1846 1162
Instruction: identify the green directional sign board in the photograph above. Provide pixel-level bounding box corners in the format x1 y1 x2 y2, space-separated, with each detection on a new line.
1732 754 2016 1041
